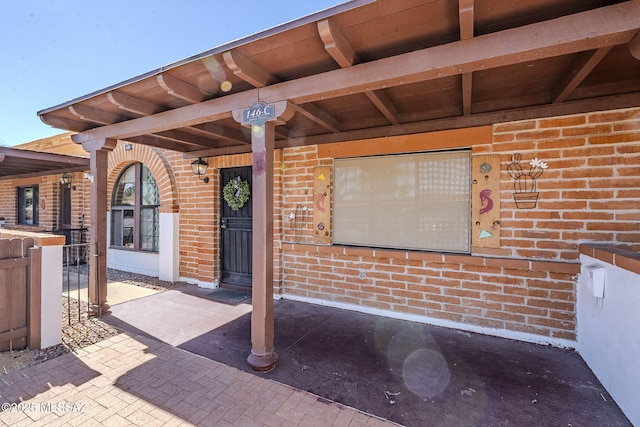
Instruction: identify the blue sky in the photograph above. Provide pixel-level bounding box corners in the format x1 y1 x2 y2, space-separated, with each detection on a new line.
0 1 345 147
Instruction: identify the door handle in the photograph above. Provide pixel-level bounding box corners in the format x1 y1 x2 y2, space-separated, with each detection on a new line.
221 219 227 229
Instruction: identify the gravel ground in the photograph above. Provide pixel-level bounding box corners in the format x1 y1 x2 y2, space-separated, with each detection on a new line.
0 269 189 376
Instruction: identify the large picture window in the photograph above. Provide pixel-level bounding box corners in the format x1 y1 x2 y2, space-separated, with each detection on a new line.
17 185 38 225
111 163 159 252
334 150 471 253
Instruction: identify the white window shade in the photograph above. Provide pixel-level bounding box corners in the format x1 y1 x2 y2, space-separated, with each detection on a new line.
334 151 471 253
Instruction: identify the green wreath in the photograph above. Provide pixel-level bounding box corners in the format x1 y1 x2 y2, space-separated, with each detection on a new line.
223 177 250 211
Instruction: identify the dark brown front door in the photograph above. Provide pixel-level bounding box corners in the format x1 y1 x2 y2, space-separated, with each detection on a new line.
220 167 252 290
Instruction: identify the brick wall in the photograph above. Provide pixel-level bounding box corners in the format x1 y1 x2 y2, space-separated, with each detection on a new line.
0 176 78 233
278 107 640 343
1 135 90 234
5 107 638 344
105 145 284 286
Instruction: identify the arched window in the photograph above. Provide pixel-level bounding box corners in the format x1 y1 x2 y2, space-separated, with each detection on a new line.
111 163 160 252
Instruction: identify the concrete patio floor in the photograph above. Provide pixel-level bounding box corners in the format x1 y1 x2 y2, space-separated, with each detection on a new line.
102 285 632 427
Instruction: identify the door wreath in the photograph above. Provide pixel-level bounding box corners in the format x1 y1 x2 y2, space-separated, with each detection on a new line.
223 176 250 211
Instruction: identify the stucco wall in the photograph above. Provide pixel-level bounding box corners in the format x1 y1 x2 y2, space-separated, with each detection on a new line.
578 251 640 426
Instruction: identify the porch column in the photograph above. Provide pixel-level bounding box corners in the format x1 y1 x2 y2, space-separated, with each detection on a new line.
233 101 293 371
83 138 117 316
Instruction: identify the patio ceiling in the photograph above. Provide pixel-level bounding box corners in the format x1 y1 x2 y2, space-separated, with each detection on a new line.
0 147 89 180
38 0 640 157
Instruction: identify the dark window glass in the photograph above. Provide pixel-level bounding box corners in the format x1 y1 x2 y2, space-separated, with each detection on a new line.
110 164 159 251
17 185 39 225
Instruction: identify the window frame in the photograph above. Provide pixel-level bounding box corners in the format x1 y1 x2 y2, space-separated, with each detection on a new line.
332 149 472 254
110 163 160 252
17 185 39 226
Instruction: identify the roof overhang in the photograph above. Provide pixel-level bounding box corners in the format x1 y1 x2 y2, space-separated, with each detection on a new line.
0 147 90 181
37 0 640 156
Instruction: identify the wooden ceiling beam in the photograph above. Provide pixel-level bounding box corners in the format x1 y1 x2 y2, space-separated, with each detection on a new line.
364 90 400 125
318 19 357 67
123 135 196 152
152 129 219 148
459 0 474 116
72 90 253 145
107 91 162 116
275 126 290 139
282 92 640 148
0 147 89 166
552 47 613 103
461 73 473 116
290 103 341 133
190 123 250 145
631 32 640 61
40 114 91 132
182 144 253 159
318 18 399 125
71 2 640 147
223 50 276 88
263 2 640 105
68 105 122 125
459 0 474 40
157 73 206 103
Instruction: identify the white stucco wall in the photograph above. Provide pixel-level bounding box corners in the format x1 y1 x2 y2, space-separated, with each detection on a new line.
578 254 640 426
106 212 159 277
106 211 180 281
40 245 62 348
107 247 159 277
158 212 179 282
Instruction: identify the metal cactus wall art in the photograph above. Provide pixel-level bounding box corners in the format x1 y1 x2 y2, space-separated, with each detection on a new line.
507 153 548 209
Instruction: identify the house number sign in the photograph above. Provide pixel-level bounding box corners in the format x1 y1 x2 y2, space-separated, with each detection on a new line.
242 101 275 126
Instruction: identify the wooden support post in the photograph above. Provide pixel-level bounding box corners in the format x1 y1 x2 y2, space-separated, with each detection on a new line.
247 122 277 371
83 138 117 316
233 101 293 372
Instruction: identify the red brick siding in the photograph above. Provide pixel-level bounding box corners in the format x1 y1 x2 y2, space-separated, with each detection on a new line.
280 107 640 341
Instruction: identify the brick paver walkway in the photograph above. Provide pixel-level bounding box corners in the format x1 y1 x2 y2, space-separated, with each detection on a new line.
0 333 398 426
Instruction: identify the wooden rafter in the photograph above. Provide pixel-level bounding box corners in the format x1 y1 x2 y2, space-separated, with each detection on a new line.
318 18 399 125
123 135 196 152
71 2 640 147
183 144 253 159
40 115 91 133
222 48 341 131
156 73 206 103
281 92 640 148
459 0 474 116
190 122 250 145
266 2 640 105
223 50 275 88
461 72 473 116
107 91 162 116
459 0 474 40
290 103 340 133
318 19 357 68
632 32 640 61
552 47 613 103
153 129 220 148
68 105 123 125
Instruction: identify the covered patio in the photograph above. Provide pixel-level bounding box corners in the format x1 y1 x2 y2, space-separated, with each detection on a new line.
37 0 640 383
101 284 632 426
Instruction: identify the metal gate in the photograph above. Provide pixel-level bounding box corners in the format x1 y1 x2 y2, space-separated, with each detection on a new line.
61 242 116 350
62 243 92 326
